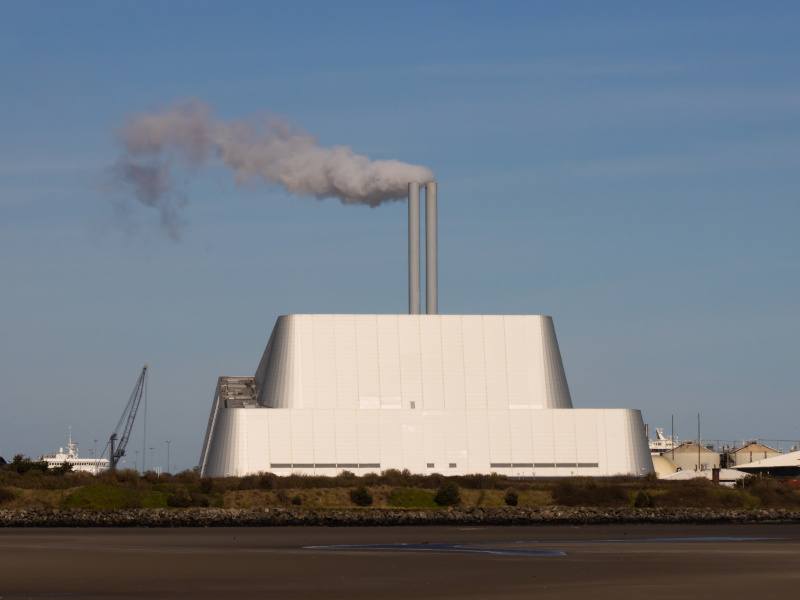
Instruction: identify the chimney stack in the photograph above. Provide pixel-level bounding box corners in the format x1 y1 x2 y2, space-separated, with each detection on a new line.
408 181 437 315
408 182 421 314
425 181 438 314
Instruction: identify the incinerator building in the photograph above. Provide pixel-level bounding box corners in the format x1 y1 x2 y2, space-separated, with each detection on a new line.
199 183 653 478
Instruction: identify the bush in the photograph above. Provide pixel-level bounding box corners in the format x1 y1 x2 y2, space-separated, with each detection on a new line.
190 492 210 507
434 482 461 506
0 487 16 505
633 490 654 508
199 478 214 494
62 484 146 509
654 479 750 509
9 455 48 474
167 488 192 508
738 477 800 508
291 494 303 506
388 487 437 508
504 489 519 506
349 486 373 507
552 479 629 507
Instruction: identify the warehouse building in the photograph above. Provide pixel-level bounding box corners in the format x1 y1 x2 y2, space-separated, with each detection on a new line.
726 442 781 467
667 441 720 473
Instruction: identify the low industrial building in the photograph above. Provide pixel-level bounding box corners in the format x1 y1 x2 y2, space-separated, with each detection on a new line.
735 450 800 477
726 442 781 467
663 467 749 487
666 442 720 473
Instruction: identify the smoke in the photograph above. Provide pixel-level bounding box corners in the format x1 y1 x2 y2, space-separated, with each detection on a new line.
114 100 433 238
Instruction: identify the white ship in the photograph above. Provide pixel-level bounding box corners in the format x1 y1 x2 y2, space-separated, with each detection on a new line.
40 432 109 475
649 427 678 455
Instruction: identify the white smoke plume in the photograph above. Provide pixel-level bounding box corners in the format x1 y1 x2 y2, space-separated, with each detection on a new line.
114 100 433 238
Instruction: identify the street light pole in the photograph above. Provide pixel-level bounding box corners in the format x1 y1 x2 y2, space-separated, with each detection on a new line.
165 440 171 474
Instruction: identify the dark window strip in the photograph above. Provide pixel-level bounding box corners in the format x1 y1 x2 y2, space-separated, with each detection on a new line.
269 463 381 469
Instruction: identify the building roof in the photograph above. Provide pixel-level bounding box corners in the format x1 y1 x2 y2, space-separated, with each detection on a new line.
731 441 780 454
735 450 800 470
671 441 719 454
663 468 748 482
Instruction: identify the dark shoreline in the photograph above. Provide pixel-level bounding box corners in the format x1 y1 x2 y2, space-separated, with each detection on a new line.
3 506 800 527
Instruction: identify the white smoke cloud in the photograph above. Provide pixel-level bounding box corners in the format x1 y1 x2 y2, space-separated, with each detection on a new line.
114 100 433 238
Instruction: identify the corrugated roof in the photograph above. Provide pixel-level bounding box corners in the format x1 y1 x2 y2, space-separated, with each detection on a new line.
735 450 800 470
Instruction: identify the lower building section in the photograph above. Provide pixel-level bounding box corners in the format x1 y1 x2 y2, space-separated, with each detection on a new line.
200 405 653 478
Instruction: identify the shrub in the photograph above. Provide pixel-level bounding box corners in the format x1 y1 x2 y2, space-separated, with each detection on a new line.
275 489 289 504
0 487 16 505
388 487 437 508
190 492 210 507
62 484 144 509
633 490 654 508
172 469 200 485
434 482 461 506
738 477 800 508
654 479 750 509
167 488 192 508
199 478 214 494
552 479 629 507
9 455 48 474
504 489 519 506
291 494 303 506
349 486 373 507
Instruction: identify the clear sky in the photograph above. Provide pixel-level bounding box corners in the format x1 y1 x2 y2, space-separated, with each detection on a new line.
1 1 798 470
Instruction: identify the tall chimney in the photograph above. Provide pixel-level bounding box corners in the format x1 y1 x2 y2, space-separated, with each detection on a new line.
425 181 438 314
408 182 421 314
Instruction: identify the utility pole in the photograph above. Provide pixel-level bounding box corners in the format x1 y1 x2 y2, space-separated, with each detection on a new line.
697 412 701 472
671 414 675 462
165 440 171 475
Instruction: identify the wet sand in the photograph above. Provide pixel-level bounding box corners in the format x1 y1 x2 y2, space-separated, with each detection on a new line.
1 523 799 599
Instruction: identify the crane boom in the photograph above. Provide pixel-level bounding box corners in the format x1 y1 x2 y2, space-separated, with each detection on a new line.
104 365 148 470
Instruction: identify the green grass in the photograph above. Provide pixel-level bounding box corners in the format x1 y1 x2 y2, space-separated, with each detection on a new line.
387 487 438 508
61 484 168 509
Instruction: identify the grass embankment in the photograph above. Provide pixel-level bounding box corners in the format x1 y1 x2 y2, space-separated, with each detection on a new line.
1 459 799 511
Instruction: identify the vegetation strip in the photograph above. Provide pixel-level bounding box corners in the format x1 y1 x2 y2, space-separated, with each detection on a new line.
2 507 800 527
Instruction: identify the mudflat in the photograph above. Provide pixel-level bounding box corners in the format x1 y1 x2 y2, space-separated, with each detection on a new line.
1 524 799 599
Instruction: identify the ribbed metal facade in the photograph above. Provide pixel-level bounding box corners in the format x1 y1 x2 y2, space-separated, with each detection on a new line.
200 314 653 478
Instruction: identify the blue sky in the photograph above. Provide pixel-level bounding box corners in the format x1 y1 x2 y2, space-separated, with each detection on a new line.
1 2 798 470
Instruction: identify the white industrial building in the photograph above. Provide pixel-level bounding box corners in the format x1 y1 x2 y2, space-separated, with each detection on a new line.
199 183 653 478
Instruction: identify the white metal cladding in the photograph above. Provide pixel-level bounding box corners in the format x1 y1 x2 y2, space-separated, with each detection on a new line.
254 314 573 411
200 406 653 477
200 313 654 478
